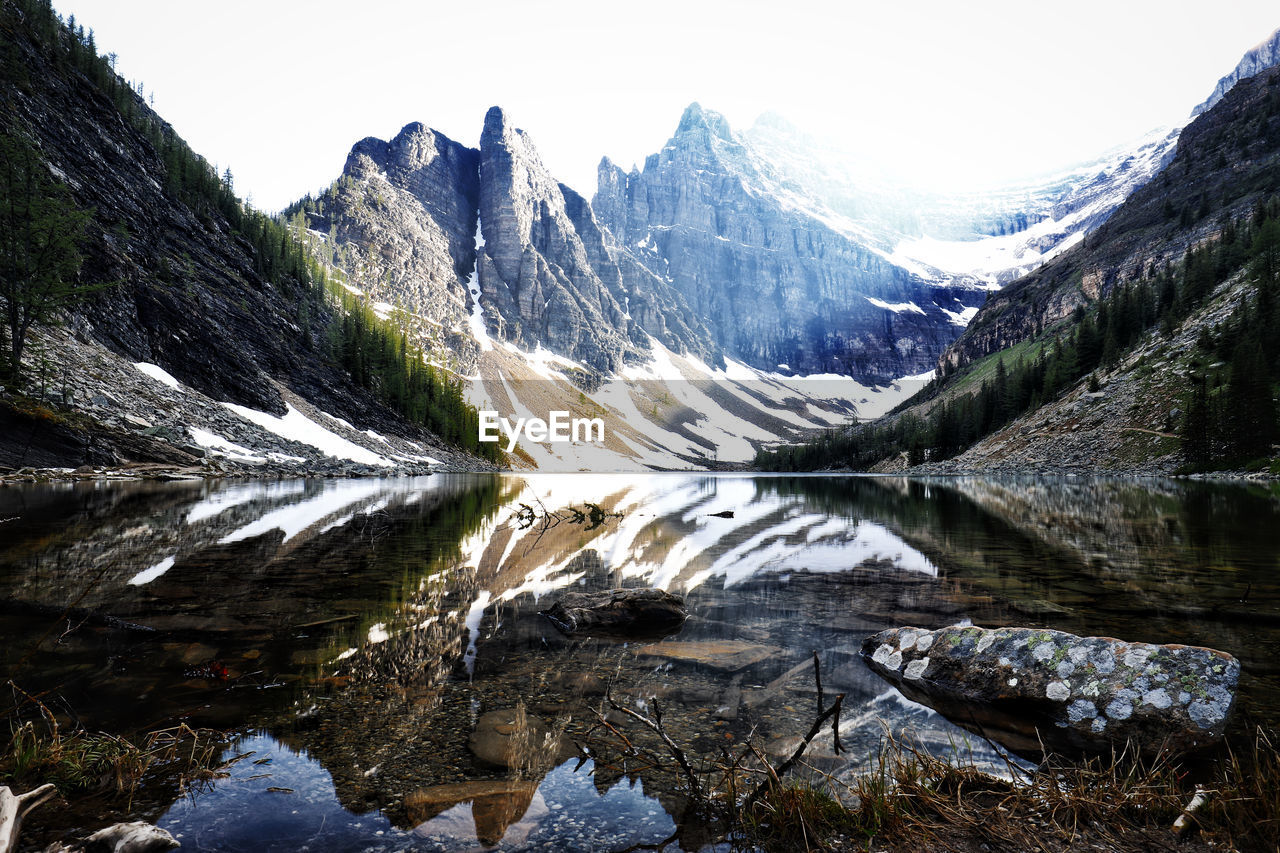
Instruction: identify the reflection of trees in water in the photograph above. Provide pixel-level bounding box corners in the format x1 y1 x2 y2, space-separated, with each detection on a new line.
8 474 1280 848
0 476 509 733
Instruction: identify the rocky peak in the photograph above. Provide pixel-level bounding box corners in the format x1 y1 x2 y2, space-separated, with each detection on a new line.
1192 26 1280 117
476 106 636 370
594 104 981 381
675 101 733 140
661 102 747 173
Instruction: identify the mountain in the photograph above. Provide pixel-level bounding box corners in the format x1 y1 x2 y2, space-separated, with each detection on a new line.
739 112 1180 289
1192 26 1280 117
943 75 1280 374
294 108 715 379
941 28 1280 375
0 0 487 472
302 99 1187 392
758 62 1280 475
300 107 956 471
593 103 990 382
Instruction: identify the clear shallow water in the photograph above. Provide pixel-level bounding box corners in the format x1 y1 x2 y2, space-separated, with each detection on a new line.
3 474 1279 851
160 734 677 853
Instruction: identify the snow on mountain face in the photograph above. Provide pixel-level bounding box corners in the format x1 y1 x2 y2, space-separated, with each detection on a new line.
742 113 1181 288
464 335 932 472
594 103 989 384
1192 26 1280 117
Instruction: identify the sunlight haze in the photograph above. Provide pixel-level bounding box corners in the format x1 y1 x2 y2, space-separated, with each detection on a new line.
53 0 1280 211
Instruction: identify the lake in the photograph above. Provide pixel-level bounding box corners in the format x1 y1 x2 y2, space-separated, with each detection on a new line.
2 474 1279 851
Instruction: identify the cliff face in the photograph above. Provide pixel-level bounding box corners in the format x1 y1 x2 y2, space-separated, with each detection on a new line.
593 104 986 382
476 107 635 370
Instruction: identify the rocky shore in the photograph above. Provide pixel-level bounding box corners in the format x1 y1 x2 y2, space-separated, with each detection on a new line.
0 327 492 479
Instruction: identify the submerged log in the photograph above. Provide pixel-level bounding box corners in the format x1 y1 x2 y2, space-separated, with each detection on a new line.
861 625 1239 759
539 588 687 638
42 821 179 852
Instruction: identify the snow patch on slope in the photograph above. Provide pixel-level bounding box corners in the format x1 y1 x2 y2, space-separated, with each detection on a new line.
221 402 393 467
134 362 181 389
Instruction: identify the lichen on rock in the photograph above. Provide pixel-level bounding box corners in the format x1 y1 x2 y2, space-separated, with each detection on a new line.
861 624 1240 759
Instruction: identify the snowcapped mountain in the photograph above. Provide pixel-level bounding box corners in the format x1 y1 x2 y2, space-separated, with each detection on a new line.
740 112 1181 288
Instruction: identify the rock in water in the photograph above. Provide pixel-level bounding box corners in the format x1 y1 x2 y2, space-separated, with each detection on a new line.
861 625 1239 759
540 588 687 638
468 708 575 771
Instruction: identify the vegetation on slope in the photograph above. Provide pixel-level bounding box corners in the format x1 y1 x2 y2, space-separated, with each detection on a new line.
0 0 500 462
756 201 1280 472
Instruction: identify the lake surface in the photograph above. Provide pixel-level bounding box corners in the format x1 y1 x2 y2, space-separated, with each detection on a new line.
3 474 1279 851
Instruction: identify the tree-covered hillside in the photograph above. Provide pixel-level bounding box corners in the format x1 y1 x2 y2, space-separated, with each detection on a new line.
758 68 1280 475
0 0 500 465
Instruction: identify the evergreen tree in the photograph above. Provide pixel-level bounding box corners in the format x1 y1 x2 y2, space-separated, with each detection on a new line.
1182 370 1213 470
1223 337 1277 463
0 129 97 385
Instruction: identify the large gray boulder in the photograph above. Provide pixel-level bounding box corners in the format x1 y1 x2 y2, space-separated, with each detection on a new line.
540 588 687 638
861 625 1239 758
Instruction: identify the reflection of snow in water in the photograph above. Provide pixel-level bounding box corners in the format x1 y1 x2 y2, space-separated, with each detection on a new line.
214 478 436 545
127 555 175 586
218 482 389 544
462 589 492 677
452 474 936 596
185 479 307 525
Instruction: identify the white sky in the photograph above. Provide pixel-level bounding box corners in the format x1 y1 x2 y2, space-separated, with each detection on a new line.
54 0 1280 213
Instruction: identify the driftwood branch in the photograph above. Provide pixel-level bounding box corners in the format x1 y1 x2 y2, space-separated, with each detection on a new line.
1 783 58 853
742 653 844 811
1173 786 1210 836
604 691 704 803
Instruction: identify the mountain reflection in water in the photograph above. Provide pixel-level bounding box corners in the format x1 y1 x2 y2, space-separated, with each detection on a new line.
2 474 1279 851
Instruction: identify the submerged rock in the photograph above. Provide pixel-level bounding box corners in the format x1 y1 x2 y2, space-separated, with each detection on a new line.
539 588 687 638
640 639 780 672
468 707 575 771
861 625 1239 759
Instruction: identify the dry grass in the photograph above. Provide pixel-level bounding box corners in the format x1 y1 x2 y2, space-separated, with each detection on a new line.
740 726 1280 853
2 683 226 805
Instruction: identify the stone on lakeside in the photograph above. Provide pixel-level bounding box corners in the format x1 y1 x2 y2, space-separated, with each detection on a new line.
861 625 1239 759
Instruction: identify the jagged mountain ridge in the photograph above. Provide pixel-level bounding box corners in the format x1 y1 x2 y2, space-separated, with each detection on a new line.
298 108 717 377
593 103 989 382
302 99 1194 388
